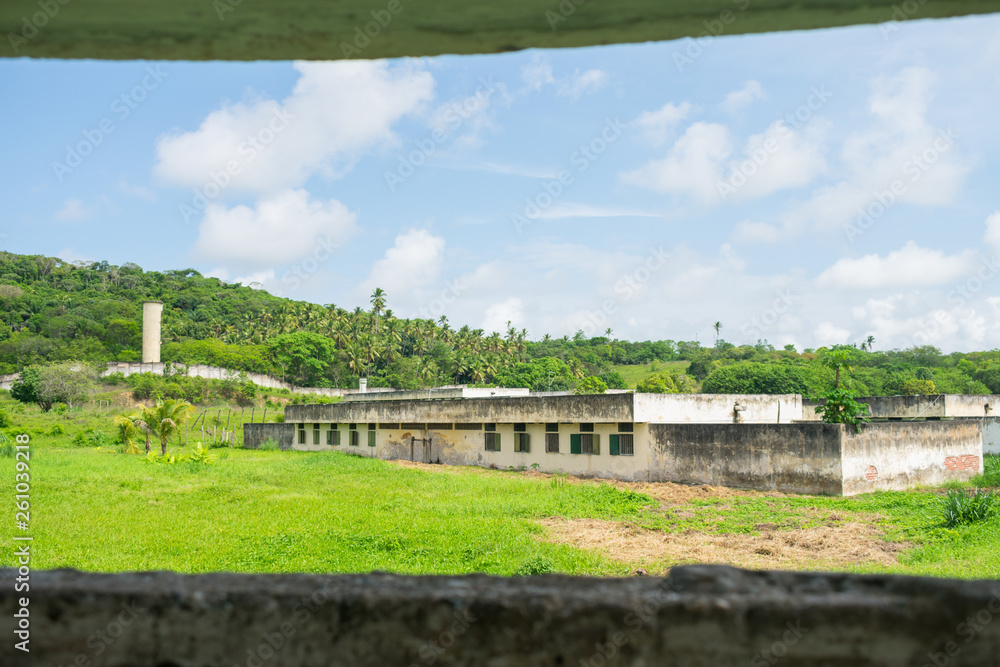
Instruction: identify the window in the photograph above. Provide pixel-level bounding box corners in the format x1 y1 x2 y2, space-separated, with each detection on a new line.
455 423 482 430
350 430 359 447
380 423 400 430
514 432 530 453
571 433 600 454
545 423 558 432
545 432 560 453
514 423 526 432
610 433 633 456
368 423 377 431
484 432 500 452
618 422 633 433
298 423 306 445
349 423 357 430
580 423 594 432
327 429 340 446
368 430 377 447
313 423 320 445
401 422 424 430
484 423 497 432
426 423 452 430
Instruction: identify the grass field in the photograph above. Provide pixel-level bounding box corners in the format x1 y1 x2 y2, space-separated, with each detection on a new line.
612 361 691 388
1 397 999 579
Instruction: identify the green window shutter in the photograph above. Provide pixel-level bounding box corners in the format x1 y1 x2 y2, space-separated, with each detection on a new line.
368 430 376 447
609 434 619 456
593 434 600 455
496 434 500 451
570 434 581 454
523 433 530 453
332 430 340 446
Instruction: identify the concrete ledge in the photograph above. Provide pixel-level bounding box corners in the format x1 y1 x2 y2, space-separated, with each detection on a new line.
3 0 1000 62
3 566 999 666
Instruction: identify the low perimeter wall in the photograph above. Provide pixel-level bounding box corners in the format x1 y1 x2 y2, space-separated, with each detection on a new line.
648 421 982 496
2 566 998 666
243 423 294 450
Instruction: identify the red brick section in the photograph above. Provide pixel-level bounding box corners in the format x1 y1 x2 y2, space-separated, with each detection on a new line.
864 465 878 481
944 455 980 471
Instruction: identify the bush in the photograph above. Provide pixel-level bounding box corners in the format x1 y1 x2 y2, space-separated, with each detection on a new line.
0 409 9 428
0 433 13 458
259 438 280 451
103 372 126 386
514 554 556 575
72 429 115 448
941 488 997 528
574 376 608 395
636 372 679 394
701 362 804 394
815 386 870 432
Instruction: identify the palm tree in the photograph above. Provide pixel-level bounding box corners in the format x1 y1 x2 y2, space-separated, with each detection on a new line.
134 399 196 456
114 414 143 454
605 328 614 340
370 287 386 335
865 335 875 352
713 321 723 340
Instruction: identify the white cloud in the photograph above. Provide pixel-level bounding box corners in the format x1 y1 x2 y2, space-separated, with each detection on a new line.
155 60 434 194
192 189 356 270
721 80 764 115
482 297 524 334
118 176 157 202
534 203 665 220
622 122 732 202
984 211 1000 253
520 57 608 100
625 117 826 203
814 241 975 290
360 229 446 304
732 221 782 244
634 102 693 146
55 198 93 221
814 322 851 345
57 248 93 264
785 67 969 232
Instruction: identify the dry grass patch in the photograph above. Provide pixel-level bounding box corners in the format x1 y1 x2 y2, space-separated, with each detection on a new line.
538 516 906 573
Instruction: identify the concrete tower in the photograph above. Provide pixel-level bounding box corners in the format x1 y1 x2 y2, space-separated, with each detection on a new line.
142 301 163 363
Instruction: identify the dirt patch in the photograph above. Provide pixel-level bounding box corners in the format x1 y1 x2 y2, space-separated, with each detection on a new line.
609 480 788 505
538 517 906 572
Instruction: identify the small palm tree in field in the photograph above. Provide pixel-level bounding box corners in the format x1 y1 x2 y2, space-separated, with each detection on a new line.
113 414 143 454
133 399 196 456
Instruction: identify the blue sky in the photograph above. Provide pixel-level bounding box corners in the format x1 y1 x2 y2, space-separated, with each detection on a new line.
2 14 999 352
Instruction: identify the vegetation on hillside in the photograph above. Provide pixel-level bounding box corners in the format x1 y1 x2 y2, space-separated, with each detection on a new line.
1 252 998 398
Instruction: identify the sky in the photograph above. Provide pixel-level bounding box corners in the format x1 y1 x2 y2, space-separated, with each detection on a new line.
1 14 999 352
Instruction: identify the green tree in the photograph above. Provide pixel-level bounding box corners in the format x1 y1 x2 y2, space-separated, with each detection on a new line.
36 361 99 409
268 332 337 386
636 372 679 394
815 386 870 432
902 378 936 395
574 375 608 395
701 363 804 394
133 399 196 456
10 367 48 411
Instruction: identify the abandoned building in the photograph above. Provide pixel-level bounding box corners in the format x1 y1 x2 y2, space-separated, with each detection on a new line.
244 389 990 496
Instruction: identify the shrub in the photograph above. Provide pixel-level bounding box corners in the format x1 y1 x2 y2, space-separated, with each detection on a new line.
0 433 13 458
0 409 9 428
49 424 64 436
259 438 280 451
815 386 870 433
574 376 608 395
941 488 998 528
72 429 115 448
514 554 556 575
103 372 126 386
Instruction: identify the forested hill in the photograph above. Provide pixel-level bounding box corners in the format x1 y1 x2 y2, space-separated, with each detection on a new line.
1 251 998 396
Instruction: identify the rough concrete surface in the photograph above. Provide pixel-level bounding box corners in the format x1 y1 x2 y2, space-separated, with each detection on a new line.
2 565 1000 666
3 0 1000 62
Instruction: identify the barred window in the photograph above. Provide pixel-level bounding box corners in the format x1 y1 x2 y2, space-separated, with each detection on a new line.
350 430 359 447
618 422 633 433
619 434 634 456
572 433 600 455
368 430 377 447
485 432 500 452
484 423 497 432
514 423 526 432
426 422 452 430
580 423 594 433
545 423 559 432
455 423 483 430
327 429 340 446
298 424 306 445
401 423 424 430
545 432 560 453
514 432 530 453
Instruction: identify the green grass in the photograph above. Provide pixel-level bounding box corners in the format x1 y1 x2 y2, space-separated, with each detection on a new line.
612 361 690 389
2 397 998 579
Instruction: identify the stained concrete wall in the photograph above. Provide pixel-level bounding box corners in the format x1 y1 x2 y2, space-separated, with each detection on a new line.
634 393 800 424
4 565 999 667
986 417 1000 455
243 423 294 450
288 393 802 427
803 394 1000 420
841 421 984 495
287 393 636 425
648 423 845 495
